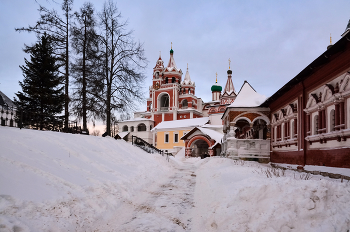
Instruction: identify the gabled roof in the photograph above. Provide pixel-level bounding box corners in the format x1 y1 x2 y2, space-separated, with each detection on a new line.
341 19 350 37
228 81 267 107
152 117 209 131
0 91 16 109
115 132 129 140
181 126 223 148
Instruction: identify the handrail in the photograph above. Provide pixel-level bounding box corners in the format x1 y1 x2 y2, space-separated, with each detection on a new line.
131 135 172 161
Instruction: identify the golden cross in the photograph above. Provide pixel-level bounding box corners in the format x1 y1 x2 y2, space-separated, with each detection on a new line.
171 42 172 49
187 63 188 70
216 72 218 83
159 51 161 58
330 33 332 45
228 58 231 69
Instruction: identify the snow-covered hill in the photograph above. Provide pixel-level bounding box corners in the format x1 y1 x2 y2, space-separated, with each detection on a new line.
1 126 350 231
0 127 173 231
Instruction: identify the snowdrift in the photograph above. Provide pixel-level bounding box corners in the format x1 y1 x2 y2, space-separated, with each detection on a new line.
0 127 172 231
192 158 350 232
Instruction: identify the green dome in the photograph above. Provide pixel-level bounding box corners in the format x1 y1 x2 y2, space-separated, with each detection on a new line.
170 48 174 54
211 84 222 92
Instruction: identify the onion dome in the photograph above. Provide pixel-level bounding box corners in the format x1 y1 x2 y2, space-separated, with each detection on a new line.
211 75 222 92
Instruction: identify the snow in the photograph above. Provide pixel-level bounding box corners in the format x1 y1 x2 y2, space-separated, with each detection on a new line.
152 117 209 130
182 68 192 85
122 117 153 122
184 127 223 148
193 158 350 231
229 81 267 107
1 126 350 231
167 54 177 69
276 163 350 177
116 131 129 139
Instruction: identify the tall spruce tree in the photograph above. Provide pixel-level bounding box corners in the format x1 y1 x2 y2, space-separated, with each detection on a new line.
70 2 102 132
16 0 73 131
14 35 64 130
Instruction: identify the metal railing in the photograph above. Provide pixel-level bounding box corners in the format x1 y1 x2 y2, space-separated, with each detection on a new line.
131 135 172 162
160 107 169 112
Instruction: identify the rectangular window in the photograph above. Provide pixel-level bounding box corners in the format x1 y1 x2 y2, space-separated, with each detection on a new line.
165 133 169 143
174 133 178 143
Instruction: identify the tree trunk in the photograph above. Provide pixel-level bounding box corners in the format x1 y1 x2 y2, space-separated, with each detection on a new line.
82 15 87 132
64 11 69 131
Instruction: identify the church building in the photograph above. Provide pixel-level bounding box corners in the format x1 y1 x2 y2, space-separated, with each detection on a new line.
118 45 238 156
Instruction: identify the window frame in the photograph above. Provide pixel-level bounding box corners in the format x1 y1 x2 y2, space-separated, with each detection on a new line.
164 132 169 143
174 132 179 143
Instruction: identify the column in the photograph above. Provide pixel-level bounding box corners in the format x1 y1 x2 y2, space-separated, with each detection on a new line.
340 101 345 129
318 110 322 134
294 118 298 138
335 103 340 130
152 131 156 146
271 126 274 142
322 109 326 132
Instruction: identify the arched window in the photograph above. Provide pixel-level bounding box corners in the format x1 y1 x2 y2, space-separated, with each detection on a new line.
330 109 335 132
149 103 152 111
172 77 175 83
182 99 188 108
122 125 128 132
159 93 169 111
138 123 146 131
314 115 319 135
188 88 191 94
130 126 134 132
150 125 153 130
165 77 168 84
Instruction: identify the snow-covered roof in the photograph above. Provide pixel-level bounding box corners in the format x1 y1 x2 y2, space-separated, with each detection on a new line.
180 126 223 148
196 127 223 148
229 81 267 107
120 117 153 123
167 53 177 69
201 124 223 129
116 132 129 139
152 117 209 131
182 65 192 85
0 91 16 109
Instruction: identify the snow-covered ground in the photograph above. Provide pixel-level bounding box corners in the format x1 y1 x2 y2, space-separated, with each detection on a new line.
1 126 350 231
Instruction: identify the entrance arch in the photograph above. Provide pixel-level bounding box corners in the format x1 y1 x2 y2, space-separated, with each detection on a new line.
185 135 214 158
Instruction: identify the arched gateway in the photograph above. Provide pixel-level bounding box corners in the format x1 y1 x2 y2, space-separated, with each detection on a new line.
181 127 223 158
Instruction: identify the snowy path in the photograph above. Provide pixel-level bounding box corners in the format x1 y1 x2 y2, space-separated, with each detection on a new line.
94 159 197 232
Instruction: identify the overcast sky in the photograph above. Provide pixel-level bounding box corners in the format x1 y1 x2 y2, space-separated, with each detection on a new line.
1 0 350 112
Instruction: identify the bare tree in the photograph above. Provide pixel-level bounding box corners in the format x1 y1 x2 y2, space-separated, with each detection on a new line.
70 2 101 133
98 0 147 136
16 0 73 131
